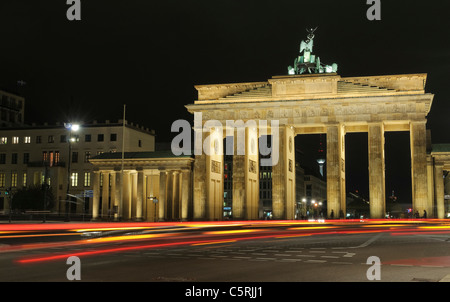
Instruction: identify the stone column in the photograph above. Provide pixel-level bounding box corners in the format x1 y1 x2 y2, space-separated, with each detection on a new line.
110 172 116 217
434 163 445 219
159 170 167 221
181 170 191 221
205 127 223 221
131 172 137 220
92 171 100 221
272 126 297 220
245 126 260 220
232 132 245 220
172 171 180 220
136 169 144 221
326 124 346 219
426 156 435 218
410 121 429 215
101 172 110 219
166 171 174 220
368 123 386 218
123 172 131 220
114 170 122 220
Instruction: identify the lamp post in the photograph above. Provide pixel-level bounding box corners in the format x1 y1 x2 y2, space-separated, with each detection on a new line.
64 123 79 221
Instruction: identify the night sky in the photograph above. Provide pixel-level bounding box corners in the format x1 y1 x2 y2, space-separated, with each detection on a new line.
1 0 449 203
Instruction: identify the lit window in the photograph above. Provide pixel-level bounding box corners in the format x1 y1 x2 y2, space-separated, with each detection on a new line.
12 137 19 144
71 172 78 187
23 172 27 187
24 136 31 144
84 172 91 187
11 172 18 187
0 173 5 187
0 137 7 144
42 151 48 162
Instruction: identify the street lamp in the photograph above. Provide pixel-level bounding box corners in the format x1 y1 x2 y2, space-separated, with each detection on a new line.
64 123 80 221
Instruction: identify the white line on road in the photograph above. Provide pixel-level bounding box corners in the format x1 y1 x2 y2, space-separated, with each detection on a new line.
305 260 327 263
332 233 383 249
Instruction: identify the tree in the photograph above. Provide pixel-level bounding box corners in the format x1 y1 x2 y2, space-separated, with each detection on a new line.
11 185 55 212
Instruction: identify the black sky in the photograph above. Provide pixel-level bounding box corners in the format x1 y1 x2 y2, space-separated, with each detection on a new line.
1 0 449 203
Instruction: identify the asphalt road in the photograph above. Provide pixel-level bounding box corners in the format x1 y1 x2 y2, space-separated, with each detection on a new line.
1 220 449 286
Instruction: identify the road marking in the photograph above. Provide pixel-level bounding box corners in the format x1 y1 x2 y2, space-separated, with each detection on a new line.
321 255 339 259
439 274 450 282
256 258 276 261
305 260 327 263
332 233 383 249
343 252 356 257
331 261 352 265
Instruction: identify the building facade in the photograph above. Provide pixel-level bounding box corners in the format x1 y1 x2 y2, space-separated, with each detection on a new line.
0 120 155 216
0 90 25 127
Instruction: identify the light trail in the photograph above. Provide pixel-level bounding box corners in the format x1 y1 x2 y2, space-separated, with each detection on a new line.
7 219 450 265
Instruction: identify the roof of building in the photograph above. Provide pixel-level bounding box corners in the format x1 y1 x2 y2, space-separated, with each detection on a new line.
0 120 155 134
91 150 193 160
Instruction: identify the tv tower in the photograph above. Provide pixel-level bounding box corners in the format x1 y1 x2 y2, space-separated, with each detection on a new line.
317 134 325 177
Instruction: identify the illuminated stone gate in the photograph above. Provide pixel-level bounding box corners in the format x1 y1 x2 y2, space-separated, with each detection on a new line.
186 72 434 219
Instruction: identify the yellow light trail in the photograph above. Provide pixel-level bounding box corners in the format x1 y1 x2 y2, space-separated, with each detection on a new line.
203 229 263 235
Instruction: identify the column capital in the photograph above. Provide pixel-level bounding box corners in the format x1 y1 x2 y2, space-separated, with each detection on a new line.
434 161 445 168
410 120 427 125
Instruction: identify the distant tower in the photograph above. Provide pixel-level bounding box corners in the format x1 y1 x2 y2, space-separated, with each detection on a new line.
317 134 325 177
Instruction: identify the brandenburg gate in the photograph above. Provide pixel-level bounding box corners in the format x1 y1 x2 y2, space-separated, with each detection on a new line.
186 72 434 220
185 29 435 221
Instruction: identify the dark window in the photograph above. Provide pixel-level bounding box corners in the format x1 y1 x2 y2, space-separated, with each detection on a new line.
72 151 78 163
48 135 54 143
0 154 5 164
23 153 29 164
60 135 67 143
36 136 42 144
110 133 117 141
138 139 142 147
11 153 18 164
97 134 104 142
85 134 91 142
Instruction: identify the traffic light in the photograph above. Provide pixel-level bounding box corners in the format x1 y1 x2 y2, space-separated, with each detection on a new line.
4 187 10 195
